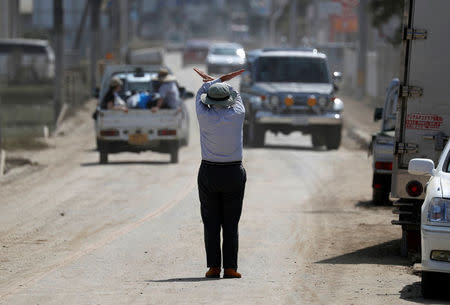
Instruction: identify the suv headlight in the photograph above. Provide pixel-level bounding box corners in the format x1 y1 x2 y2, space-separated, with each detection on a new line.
318 96 328 108
269 95 280 108
427 198 450 225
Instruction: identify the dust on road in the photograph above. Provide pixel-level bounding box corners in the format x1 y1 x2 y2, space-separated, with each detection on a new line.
0 53 430 305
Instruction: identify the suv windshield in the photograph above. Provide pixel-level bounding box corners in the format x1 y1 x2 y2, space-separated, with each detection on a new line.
256 56 330 83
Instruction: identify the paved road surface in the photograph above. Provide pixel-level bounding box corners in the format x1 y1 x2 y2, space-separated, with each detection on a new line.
0 53 434 304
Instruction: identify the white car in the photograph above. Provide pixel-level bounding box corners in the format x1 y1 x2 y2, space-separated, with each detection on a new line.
409 142 450 298
206 42 245 75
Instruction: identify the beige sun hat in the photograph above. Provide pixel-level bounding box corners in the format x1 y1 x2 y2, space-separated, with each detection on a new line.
158 68 177 82
201 83 237 107
109 77 123 88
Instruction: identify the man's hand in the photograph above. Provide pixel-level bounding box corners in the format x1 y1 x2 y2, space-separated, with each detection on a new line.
194 67 245 83
193 68 214 83
219 69 245 82
151 106 159 113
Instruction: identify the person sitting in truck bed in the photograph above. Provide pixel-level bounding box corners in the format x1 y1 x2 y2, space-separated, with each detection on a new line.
100 77 128 112
151 69 180 112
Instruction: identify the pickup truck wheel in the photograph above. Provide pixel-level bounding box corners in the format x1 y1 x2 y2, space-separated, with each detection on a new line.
99 152 108 164
421 272 437 298
170 145 179 164
325 126 342 150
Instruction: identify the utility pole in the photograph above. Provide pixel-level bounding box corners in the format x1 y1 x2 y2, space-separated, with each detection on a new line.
53 0 64 123
119 0 129 63
289 0 297 47
357 0 368 98
269 0 288 46
90 0 101 92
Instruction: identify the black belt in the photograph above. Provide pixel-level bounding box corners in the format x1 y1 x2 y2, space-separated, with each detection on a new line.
202 160 242 166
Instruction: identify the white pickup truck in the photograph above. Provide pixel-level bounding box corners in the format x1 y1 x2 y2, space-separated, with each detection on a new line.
94 65 193 164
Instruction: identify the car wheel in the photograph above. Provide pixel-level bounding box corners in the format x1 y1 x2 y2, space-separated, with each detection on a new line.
99 152 108 164
325 126 342 150
421 272 437 298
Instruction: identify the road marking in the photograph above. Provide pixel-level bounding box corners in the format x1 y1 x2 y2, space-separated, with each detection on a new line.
0 177 196 301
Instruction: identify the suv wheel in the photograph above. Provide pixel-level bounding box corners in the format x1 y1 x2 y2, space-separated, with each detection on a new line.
325 126 342 150
249 119 265 147
311 132 326 148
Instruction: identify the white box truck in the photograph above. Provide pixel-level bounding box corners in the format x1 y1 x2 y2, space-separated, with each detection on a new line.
391 0 450 257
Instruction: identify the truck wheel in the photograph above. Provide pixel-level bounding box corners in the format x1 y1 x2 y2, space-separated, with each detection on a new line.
372 187 389 205
421 272 437 298
325 126 342 150
249 119 265 147
99 152 108 164
170 145 179 164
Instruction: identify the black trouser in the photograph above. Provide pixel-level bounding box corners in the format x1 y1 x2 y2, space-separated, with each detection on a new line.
198 160 246 269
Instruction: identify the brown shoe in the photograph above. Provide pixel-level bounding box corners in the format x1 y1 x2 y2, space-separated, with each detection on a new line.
223 268 241 278
205 267 221 278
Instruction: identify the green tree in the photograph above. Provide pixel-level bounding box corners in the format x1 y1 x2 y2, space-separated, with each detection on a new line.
369 0 404 45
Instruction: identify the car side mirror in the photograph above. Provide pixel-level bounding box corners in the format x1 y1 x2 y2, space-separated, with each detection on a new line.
93 87 100 98
332 71 342 84
374 107 383 122
408 158 435 176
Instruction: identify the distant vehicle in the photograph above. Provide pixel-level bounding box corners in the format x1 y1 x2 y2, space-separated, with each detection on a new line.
206 42 246 74
182 40 210 67
94 65 193 164
391 0 450 257
408 143 450 298
239 48 343 149
165 32 185 52
126 48 164 66
369 78 399 204
0 38 55 82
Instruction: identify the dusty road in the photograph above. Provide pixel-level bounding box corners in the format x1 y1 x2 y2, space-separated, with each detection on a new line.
0 54 437 304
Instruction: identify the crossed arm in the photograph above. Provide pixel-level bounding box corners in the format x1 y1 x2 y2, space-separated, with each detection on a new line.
193 68 245 111
193 68 244 83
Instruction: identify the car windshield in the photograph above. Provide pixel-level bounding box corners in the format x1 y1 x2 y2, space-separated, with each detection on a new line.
256 56 330 83
211 48 239 56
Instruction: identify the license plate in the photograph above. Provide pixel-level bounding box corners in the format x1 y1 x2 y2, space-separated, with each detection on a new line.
128 134 149 145
293 117 308 126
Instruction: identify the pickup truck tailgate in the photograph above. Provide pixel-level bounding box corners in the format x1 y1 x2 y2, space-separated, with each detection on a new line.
97 109 182 140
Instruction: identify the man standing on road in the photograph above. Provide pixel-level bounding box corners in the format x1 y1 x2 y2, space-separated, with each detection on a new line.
193 68 246 279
